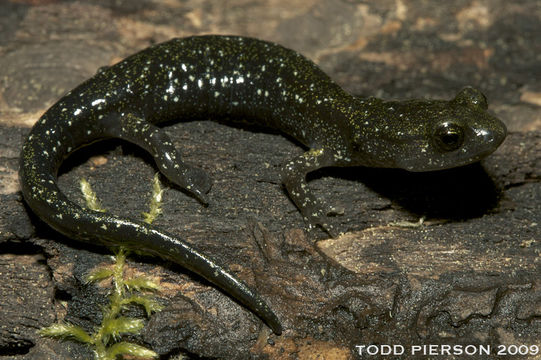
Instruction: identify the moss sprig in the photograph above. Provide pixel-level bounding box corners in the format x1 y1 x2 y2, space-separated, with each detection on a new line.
40 174 166 359
142 173 164 224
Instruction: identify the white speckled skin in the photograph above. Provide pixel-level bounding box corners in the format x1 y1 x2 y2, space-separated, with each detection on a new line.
19 35 507 335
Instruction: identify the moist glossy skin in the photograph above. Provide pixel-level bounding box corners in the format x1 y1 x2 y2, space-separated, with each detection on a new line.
19 35 507 335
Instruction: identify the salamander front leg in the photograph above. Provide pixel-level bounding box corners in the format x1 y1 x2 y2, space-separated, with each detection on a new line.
101 113 212 203
281 148 341 237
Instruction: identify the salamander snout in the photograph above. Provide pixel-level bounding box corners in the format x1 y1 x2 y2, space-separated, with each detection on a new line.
470 119 507 154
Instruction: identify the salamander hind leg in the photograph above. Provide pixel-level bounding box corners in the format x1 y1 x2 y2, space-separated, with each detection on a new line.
100 112 212 203
281 148 342 237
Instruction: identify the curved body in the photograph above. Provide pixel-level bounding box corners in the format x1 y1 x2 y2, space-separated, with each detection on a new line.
19 35 507 335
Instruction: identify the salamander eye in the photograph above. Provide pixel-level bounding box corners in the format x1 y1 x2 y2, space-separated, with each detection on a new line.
433 122 464 151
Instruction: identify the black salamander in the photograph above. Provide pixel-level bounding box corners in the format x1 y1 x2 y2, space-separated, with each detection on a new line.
19 35 507 335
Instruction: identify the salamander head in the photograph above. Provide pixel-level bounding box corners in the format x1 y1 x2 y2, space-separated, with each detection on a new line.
352 87 507 171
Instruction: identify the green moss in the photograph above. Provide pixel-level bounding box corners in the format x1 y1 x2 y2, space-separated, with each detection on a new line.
40 174 166 359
